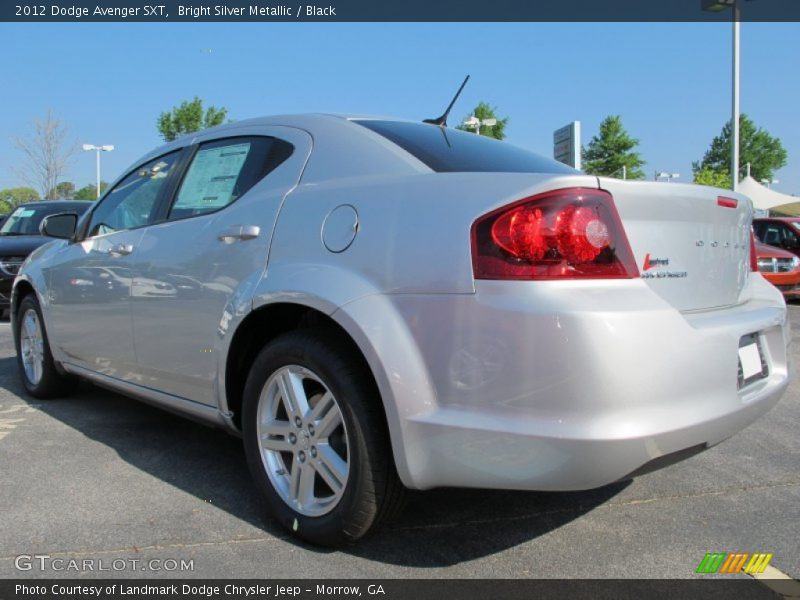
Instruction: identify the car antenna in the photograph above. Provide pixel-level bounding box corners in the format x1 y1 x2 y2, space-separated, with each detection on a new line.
423 75 470 127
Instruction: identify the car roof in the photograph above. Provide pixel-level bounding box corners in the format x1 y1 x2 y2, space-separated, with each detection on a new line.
129 113 435 186
755 216 800 222
16 200 92 209
155 113 386 150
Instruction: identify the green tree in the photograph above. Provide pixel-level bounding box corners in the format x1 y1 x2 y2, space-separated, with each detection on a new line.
696 114 787 185
582 115 645 179
74 181 108 200
0 186 40 212
157 97 228 142
53 181 76 199
456 102 509 140
692 165 730 189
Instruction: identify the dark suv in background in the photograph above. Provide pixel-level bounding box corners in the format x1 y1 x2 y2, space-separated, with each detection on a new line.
0 201 91 313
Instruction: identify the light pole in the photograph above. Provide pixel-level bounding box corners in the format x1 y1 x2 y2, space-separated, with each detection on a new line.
462 116 497 135
611 165 627 180
82 144 114 198
702 0 741 192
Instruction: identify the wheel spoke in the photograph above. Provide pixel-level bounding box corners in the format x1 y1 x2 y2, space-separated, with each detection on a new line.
261 419 292 438
315 402 342 439
288 456 302 501
307 391 335 423
297 462 316 507
23 314 35 338
260 436 293 453
260 418 293 451
315 444 348 494
278 370 309 418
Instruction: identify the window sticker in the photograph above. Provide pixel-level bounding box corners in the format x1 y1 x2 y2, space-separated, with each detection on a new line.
174 142 251 210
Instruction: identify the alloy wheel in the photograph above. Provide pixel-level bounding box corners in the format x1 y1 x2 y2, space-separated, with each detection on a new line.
256 365 350 517
20 308 45 385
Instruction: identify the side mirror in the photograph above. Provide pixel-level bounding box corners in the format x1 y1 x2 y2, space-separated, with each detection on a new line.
40 213 78 239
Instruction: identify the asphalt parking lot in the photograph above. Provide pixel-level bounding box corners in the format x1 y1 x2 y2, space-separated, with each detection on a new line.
0 308 798 581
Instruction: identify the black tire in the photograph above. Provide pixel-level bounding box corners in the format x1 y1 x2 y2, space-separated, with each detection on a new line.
242 329 406 546
15 293 77 399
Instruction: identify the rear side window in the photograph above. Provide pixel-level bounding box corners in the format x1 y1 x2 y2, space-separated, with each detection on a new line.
169 136 293 220
355 120 578 174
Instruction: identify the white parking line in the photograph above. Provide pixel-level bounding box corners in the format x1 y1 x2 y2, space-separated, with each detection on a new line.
749 565 800 598
0 404 39 442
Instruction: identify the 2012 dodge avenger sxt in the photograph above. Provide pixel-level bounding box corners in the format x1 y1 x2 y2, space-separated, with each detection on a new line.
12 114 791 545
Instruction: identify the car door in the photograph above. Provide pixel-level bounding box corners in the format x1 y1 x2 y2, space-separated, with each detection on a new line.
44 150 183 379
129 127 311 405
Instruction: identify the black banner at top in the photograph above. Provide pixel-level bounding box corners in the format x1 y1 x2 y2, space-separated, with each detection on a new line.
3 0 800 22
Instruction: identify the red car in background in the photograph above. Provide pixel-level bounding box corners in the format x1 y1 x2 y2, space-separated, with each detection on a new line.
755 241 800 300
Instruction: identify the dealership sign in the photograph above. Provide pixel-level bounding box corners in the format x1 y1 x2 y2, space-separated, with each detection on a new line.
553 121 581 170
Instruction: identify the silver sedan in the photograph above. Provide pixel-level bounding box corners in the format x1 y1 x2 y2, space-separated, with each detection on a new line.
12 115 791 546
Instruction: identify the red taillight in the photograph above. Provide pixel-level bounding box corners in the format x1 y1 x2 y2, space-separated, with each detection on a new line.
471 188 639 280
750 230 758 272
718 196 738 208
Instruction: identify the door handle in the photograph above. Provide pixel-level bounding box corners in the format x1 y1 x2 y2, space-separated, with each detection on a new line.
109 243 134 256
218 225 261 244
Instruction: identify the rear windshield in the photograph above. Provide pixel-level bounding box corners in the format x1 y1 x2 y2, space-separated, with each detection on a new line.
355 119 578 174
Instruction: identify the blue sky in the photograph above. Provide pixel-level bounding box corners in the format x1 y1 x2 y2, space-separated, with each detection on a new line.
1 22 798 194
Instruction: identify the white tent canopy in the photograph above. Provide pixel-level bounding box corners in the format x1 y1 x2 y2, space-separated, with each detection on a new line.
739 176 798 211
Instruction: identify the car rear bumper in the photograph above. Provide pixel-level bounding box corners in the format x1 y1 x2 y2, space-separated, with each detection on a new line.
341 274 791 491
402 368 786 490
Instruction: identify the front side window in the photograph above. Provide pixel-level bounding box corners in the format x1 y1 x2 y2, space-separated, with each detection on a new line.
169 137 293 220
87 152 180 238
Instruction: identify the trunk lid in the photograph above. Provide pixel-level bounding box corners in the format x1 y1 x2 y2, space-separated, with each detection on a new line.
599 178 753 311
